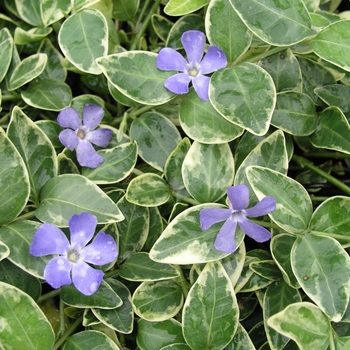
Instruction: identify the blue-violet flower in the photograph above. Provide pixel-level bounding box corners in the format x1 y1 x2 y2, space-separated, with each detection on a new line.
156 30 227 101
57 104 113 168
200 185 276 253
30 212 118 296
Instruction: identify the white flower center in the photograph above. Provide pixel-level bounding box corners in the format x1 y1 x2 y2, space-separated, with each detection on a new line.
76 126 89 140
186 63 200 77
67 249 80 263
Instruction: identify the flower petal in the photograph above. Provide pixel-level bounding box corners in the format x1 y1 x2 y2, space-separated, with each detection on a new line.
192 75 210 101
82 104 104 130
30 223 70 256
238 216 272 243
245 196 276 217
71 261 104 295
181 30 205 64
200 207 231 230
227 185 249 210
58 129 79 150
82 232 118 265
164 73 191 94
214 217 237 253
88 129 113 147
57 107 82 130
44 256 72 289
69 212 98 249
156 48 188 71
200 46 227 74
76 140 104 168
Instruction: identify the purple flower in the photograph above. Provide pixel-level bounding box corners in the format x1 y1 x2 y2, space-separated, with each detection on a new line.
156 30 227 101
30 212 118 296
200 185 276 253
57 104 113 168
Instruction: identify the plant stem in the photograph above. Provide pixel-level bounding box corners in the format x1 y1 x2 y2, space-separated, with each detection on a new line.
249 219 282 230
292 154 350 196
13 210 37 222
176 266 189 298
170 190 201 206
245 45 289 63
38 289 61 304
128 104 155 118
52 315 83 350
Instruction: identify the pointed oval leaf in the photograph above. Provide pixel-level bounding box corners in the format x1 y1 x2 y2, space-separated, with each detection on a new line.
8 53 47 91
149 204 243 265
0 129 30 225
133 280 183 321
183 261 239 350
206 0 252 63
130 112 181 171
267 302 330 350
58 9 108 74
164 0 209 15
97 52 175 105
210 63 276 135
225 323 255 349
126 173 170 207
21 79 72 111
291 234 350 321
315 84 350 113
82 142 137 184
0 241 10 261
15 0 43 26
182 141 235 203
64 330 120 350
310 106 350 154
230 0 311 46
0 27 13 83
247 166 313 234
41 0 72 26
7 107 57 204
179 89 243 144
0 282 54 350
312 20 350 72
14 27 52 45
36 174 124 226
119 252 179 281
112 0 139 20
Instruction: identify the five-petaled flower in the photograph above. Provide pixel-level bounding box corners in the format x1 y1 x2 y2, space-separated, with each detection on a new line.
57 104 113 168
200 185 276 253
156 30 227 101
30 212 118 296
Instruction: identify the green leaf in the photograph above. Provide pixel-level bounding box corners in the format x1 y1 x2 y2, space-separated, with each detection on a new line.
112 0 139 21
263 281 301 350
309 196 350 246
271 91 318 136
21 79 72 111
315 84 350 113
0 28 13 83
310 106 350 154
61 281 122 309
119 252 179 281
8 53 47 91
247 166 313 234
133 279 183 321
136 319 185 350
312 20 350 71
82 142 137 184
58 9 108 74
41 0 72 26
15 0 43 26
224 323 255 349
37 120 62 148
164 0 210 16
97 52 175 105
267 302 330 350
63 330 120 350
116 196 149 261
7 107 57 204
14 27 52 45
258 49 302 92
0 221 50 279
0 129 30 225
182 141 235 203
130 112 181 171
36 174 124 226
210 63 276 135
126 173 170 207
0 241 10 261
230 0 311 45
92 279 133 334
0 282 54 350
221 243 246 288
151 14 173 42
183 261 239 350
149 204 241 264
250 260 282 281
291 234 350 321
179 89 243 144
206 0 252 63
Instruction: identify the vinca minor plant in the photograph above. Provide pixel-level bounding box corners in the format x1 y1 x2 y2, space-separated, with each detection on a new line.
1 0 350 349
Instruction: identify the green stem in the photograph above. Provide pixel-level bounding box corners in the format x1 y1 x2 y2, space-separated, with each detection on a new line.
38 289 61 304
303 151 350 159
52 315 83 350
249 218 282 230
130 0 163 50
134 0 151 33
132 168 144 176
309 230 349 241
245 45 289 63
176 266 189 298
57 298 66 340
13 210 37 222
292 154 350 196
128 104 155 118
105 269 120 279
170 190 201 206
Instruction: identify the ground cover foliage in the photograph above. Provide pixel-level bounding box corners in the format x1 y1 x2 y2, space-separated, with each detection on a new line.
1 0 350 349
